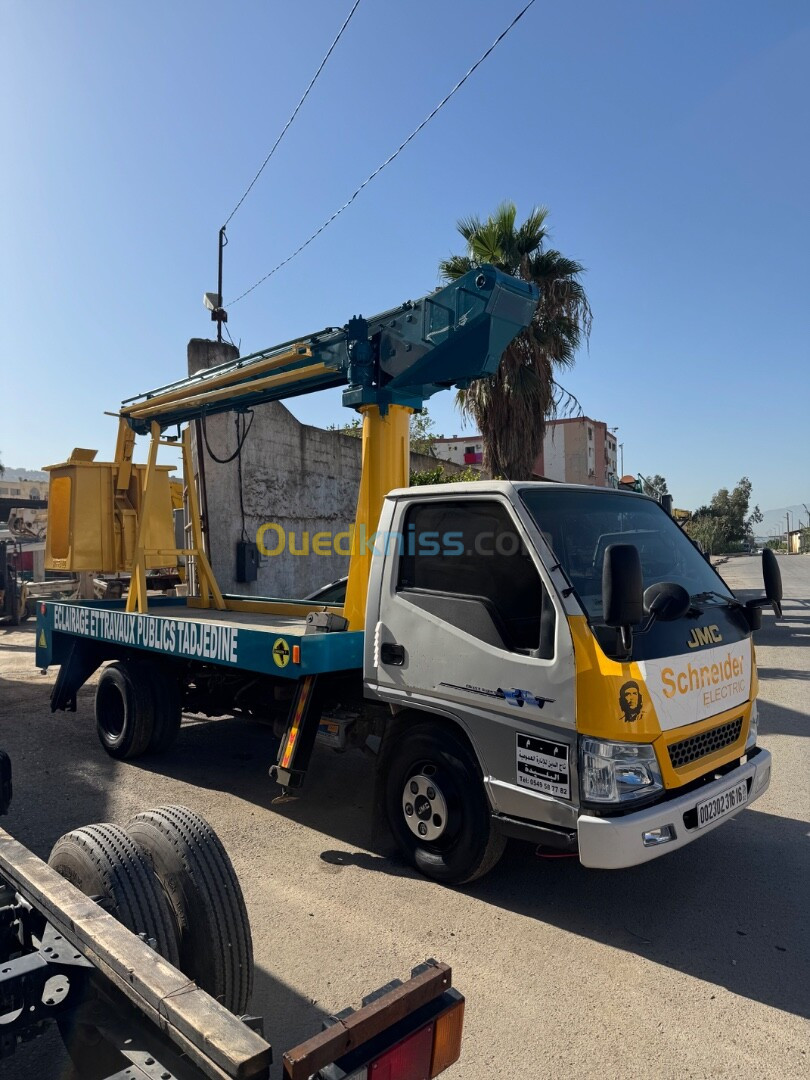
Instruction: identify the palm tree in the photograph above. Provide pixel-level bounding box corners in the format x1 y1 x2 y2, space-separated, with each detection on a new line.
439 201 591 479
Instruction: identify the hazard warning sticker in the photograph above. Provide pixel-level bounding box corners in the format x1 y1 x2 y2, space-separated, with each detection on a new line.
272 637 291 668
516 733 570 799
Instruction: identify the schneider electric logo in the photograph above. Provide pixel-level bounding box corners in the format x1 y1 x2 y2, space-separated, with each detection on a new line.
639 638 751 729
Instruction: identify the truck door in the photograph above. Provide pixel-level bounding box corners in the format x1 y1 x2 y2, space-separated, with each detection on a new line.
368 495 577 822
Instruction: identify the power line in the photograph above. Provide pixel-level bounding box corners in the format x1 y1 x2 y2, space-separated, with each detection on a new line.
227 0 538 306
222 0 364 229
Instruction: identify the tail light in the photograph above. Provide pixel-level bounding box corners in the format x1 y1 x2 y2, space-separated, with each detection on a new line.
365 1020 433 1079
284 962 463 1080
315 994 464 1080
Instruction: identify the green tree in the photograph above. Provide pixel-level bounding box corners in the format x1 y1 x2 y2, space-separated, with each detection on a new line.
408 412 443 457
685 477 762 554
329 411 444 457
409 464 481 486
643 474 668 497
439 201 591 479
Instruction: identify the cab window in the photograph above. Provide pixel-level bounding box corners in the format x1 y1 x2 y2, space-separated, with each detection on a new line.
397 499 555 658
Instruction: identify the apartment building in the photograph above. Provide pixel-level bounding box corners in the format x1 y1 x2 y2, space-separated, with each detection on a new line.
432 418 618 486
431 436 484 468
534 417 618 486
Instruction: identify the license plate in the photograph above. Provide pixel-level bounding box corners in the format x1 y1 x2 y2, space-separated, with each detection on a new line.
696 780 748 829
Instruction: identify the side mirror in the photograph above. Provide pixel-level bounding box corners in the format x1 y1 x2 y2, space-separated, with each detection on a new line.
762 548 783 617
603 544 643 653
643 581 690 622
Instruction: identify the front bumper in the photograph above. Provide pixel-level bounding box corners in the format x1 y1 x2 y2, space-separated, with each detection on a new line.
577 749 772 869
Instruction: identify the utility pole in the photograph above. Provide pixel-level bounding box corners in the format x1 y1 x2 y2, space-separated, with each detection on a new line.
619 443 624 476
786 511 790 554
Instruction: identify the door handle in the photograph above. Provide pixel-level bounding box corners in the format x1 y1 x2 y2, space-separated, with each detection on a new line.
380 643 405 666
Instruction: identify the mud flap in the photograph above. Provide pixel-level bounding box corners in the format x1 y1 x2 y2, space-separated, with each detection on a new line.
51 639 103 712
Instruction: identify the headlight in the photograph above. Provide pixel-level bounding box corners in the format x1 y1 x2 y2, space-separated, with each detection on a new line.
579 738 663 804
745 700 758 751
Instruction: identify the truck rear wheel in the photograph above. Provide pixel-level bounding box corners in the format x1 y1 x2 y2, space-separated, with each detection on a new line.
95 660 155 759
48 822 181 1078
126 805 254 1014
384 722 505 885
147 668 183 754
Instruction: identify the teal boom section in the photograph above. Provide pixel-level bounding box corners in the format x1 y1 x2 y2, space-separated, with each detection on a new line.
121 266 538 432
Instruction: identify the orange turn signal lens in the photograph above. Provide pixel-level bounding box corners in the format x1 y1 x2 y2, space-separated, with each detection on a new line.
430 998 464 1077
292 645 301 664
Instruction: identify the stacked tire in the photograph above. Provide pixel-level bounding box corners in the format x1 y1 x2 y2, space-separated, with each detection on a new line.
48 806 253 1077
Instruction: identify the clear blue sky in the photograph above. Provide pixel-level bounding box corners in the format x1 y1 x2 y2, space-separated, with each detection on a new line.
2 0 808 513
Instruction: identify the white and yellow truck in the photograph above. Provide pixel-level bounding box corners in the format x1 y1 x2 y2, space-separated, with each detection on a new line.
35 266 780 884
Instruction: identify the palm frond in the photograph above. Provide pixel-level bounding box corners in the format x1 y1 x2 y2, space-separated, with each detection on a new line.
514 206 549 256
469 222 504 266
456 214 484 243
439 254 476 281
550 380 583 418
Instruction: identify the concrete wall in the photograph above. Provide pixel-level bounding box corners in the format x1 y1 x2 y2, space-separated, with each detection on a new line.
188 339 463 599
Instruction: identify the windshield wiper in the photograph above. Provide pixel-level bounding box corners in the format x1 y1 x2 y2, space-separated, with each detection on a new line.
690 590 742 609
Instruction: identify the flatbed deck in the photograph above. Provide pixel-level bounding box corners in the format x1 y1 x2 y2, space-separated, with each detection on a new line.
36 596 363 678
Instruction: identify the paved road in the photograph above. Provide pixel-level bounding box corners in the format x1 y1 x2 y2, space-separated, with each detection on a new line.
1 554 807 1078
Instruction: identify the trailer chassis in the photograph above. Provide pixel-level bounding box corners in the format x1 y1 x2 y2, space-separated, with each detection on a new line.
0 753 462 1080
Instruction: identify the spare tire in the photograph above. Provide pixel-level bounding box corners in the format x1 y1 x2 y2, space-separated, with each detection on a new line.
48 822 180 1078
127 805 254 1014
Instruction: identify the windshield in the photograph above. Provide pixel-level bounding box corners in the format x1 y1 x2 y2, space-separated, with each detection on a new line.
520 487 733 621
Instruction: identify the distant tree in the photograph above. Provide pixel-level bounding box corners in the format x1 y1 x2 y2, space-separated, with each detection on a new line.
643 474 668 497
685 477 762 553
439 201 590 480
687 516 723 556
329 411 444 457
328 417 363 438
408 412 443 458
410 465 481 486
0 453 4 477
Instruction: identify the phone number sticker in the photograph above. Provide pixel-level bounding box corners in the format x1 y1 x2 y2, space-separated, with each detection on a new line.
516 733 570 799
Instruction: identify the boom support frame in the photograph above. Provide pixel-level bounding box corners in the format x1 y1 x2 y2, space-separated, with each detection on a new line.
51 267 538 622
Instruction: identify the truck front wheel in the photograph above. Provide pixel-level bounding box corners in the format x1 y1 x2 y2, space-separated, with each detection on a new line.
384 722 505 884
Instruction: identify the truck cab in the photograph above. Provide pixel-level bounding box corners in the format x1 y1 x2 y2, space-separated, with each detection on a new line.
365 481 773 881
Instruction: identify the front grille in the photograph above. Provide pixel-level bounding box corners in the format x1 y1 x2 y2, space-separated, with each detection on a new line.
668 717 743 769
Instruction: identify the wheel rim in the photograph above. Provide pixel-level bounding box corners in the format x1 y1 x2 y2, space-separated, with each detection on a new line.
98 681 125 739
401 769 449 842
